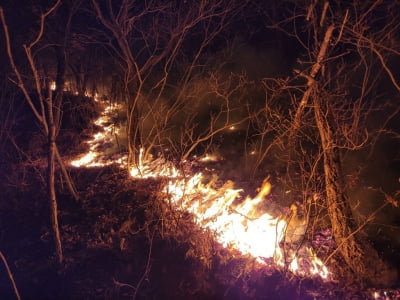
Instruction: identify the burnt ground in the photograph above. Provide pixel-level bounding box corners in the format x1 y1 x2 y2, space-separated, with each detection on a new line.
0 161 399 300
1 96 399 300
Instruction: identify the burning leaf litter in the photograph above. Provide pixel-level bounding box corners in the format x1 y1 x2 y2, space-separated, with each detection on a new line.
70 100 331 280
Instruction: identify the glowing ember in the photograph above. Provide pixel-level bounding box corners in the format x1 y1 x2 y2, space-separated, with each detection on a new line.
70 100 331 280
199 153 221 162
129 148 181 178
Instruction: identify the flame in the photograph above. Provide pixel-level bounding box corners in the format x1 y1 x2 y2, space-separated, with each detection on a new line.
199 153 221 162
129 148 181 178
50 81 56 91
70 100 331 280
163 172 329 278
70 102 124 167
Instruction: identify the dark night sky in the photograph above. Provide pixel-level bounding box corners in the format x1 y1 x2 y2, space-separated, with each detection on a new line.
1 0 398 196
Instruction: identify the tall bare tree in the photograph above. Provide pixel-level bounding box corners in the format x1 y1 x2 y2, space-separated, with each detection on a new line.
252 0 399 285
0 0 81 264
92 0 248 169
310 1 399 284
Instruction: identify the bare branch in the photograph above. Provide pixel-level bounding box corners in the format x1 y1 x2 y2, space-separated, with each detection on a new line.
0 7 46 128
333 9 348 45
319 1 329 27
28 0 62 48
0 251 21 300
291 25 335 135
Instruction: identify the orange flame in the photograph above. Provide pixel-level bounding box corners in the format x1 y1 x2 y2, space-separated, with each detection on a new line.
70 102 123 167
163 172 329 279
70 101 331 280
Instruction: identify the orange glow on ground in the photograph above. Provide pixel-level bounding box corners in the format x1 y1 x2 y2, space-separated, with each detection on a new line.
70 102 124 167
70 101 331 280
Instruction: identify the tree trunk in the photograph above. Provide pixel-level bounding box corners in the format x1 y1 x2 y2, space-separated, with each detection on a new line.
55 147 79 201
126 89 142 169
54 43 79 202
1 1 66 265
313 96 397 286
47 97 63 264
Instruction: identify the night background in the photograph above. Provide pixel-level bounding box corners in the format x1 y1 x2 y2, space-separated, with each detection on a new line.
0 0 399 299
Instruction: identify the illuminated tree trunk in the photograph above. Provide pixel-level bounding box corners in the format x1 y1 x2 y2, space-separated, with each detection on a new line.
126 91 142 167
313 96 394 285
46 96 63 264
47 39 68 264
1 2 70 264
53 19 79 201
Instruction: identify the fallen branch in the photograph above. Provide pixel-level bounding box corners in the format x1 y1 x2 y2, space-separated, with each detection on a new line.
0 251 21 300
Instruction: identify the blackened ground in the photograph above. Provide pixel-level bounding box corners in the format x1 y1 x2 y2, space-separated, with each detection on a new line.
0 93 399 299
1 164 397 300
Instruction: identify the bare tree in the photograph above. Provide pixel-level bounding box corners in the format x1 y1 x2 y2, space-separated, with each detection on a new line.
311 4 398 284
252 0 399 285
0 0 81 263
92 0 248 169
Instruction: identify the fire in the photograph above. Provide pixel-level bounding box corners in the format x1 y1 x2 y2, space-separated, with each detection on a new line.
129 148 181 178
70 102 124 167
70 100 331 280
163 172 329 279
199 153 222 162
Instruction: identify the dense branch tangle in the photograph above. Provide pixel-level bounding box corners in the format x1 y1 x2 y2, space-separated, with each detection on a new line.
92 0 247 168
251 0 399 285
309 1 398 285
0 0 71 264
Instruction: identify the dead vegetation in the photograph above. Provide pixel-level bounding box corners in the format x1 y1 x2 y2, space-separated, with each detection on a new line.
0 156 396 299
1 1 399 299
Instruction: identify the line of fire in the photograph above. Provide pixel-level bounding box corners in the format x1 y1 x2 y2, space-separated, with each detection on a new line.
0 1 399 299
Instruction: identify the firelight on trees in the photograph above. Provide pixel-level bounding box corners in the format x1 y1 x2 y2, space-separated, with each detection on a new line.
70 100 330 280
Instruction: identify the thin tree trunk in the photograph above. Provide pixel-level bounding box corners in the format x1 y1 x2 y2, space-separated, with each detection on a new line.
313 96 396 285
1 4 64 264
126 90 142 169
54 38 79 202
291 25 334 136
55 146 79 201
47 96 63 264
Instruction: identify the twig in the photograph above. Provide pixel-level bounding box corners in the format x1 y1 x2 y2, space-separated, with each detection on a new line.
319 1 329 27
133 230 154 300
0 251 21 300
306 0 317 21
334 9 348 45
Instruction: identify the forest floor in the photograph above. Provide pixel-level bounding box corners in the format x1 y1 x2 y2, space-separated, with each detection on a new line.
1 97 399 299
1 163 399 299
